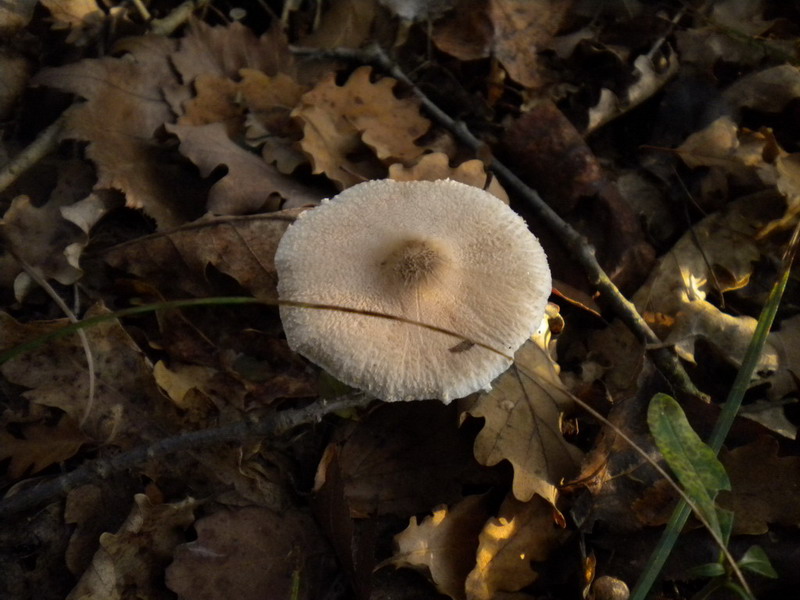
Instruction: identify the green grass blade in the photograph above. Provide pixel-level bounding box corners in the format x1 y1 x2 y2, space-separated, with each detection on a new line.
630 239 794 600
0 297 262 364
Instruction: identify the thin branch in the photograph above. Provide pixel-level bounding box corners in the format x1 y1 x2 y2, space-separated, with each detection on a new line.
0 115 66 194
292 44 704 400
0 394 372 520
7 250 97 431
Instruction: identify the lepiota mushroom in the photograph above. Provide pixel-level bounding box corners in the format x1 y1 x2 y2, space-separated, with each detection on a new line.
275 179 551 403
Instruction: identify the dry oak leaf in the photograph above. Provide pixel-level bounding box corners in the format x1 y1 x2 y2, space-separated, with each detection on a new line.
389 152 509 203
240 69 309 175
178 74 244 135
462 339 583 506
166 506 335 600
632 193 780 371
0 415 89 479
2 165 119 300
68 494 196 600
298 0 377 49
0 304 168 445
390 495 490 600
676 116 777 177
104 208 302 302
676 117 800 236
171 19 295 85
718 436 800 535
40 0 104 45
292 66 432 188
1 195 83 294
33 36 206 228
490 0 571 89
166 122 323 214
466 495 565 600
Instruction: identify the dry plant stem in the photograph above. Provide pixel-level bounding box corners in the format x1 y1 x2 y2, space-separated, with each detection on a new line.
0 116 65 194
149 0 206 35
0 394 372 520
292 44 703 400
9 252 98 430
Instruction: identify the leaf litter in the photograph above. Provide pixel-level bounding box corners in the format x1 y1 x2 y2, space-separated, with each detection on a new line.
2 2 800 599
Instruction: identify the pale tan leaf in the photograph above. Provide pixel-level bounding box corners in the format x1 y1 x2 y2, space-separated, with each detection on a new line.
391 495 490 600
466 495 565 600
388 153 509 203
68 494 196 600
632 194 780 371
462 340 582 505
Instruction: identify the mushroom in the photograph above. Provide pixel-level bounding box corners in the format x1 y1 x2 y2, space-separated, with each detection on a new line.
275 179 551 403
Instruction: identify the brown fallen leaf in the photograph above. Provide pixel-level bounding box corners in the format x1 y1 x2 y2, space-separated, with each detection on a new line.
40 0 103 45
502 100 655 293
490 0 571 89
0 415 89 479
466 494 566 600
313 443 380 600
0 304 170 445
178 74 244 135
432 0 493 60
0 159 114 299
104 208 301 302
170 19 295 84
32 37 209 228
336 402 498 518
299 0 377 49
166 506 335 600
0 0 36 34
292 66 432 188
68 494 196 600
388 152 509 203
64 483 138 576
166 122 324 214
718 436 800 535
0 51 30 119
462 339 583 507
390 495 490 600
632 193 781 370
239 69 309 175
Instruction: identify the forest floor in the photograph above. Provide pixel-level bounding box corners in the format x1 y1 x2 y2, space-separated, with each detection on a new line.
1 1 800 599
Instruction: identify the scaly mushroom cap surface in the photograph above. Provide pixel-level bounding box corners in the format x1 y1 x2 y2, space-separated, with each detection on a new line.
275 179 551 403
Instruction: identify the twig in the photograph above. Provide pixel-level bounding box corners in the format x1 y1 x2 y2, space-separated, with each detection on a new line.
0 115 66 195
0 393 372 520
5 250 97 431
292 44 704 400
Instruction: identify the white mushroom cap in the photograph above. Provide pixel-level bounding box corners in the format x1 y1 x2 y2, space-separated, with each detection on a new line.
275 179 551 403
